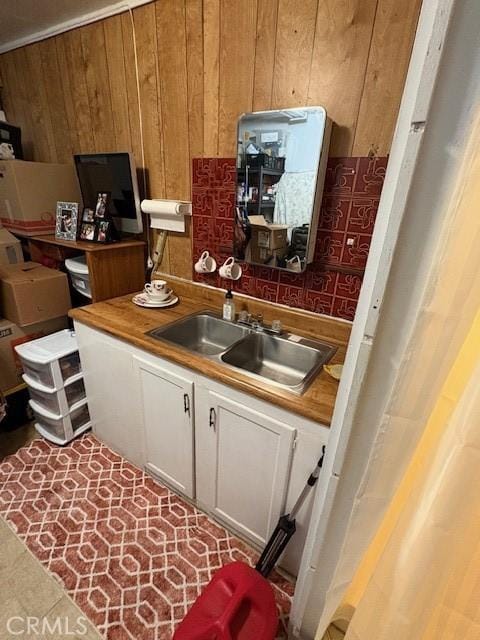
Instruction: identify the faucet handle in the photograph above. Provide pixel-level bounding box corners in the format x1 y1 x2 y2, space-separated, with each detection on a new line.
271 319 282 333
238 310 250 324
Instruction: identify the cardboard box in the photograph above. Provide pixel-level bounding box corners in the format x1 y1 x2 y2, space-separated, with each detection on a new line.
0 160 81 236
248 215 289 250
0 227 23 265
0 316 69 391
0 262 71 327
251 245 287 265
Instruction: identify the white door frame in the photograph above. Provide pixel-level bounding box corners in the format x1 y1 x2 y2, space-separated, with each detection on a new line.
290 0 456 636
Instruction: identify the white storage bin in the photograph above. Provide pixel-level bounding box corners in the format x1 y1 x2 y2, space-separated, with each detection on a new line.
65 256 91 299
15 330 81 391
24 373 86 416
30 397 91 446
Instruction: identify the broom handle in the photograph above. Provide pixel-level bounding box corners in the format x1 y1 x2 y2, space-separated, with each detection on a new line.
288 446 325 521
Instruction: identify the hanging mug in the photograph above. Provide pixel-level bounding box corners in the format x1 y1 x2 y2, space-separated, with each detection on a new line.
219 257 242 280
194 250 217 274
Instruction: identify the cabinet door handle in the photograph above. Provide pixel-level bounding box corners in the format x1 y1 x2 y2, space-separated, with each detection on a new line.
183 393 190 416
209 407 216 431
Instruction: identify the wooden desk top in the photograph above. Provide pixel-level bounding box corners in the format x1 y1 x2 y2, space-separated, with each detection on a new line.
69 279 350 426
29 234 145 252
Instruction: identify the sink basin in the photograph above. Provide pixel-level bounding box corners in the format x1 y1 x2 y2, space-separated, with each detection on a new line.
147 312 249 356
147 311 337 394
221 332 336 393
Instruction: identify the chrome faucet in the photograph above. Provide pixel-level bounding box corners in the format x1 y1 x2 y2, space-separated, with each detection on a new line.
237 311 283 335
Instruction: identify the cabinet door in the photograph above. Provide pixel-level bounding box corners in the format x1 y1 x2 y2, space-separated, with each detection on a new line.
74 322 145 467
133 356 194 498
196 389 296 547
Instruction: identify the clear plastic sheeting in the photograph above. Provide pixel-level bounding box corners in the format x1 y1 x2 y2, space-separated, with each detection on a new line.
313 109 480 638
344 317 480 640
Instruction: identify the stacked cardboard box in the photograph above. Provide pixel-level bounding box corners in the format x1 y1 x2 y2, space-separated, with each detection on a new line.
0 262 71 391
0 227 23 265
0 159 81 236
248 215 289 265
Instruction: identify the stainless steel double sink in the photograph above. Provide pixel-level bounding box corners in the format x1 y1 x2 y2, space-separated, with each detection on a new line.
147 311 337 395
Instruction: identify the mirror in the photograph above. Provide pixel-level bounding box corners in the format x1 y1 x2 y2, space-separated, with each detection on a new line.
234 107 331 273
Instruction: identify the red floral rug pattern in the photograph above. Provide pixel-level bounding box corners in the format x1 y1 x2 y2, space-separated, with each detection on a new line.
0 435 294 639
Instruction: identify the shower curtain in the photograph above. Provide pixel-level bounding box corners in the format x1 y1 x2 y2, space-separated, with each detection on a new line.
316 113 480 639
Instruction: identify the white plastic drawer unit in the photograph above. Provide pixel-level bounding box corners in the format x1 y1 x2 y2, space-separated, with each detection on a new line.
15 330 81 391
65 256 91 299
24 374 86 416
30 397 91 446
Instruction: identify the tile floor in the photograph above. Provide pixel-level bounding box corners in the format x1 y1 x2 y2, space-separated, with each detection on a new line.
0 435 294 639
0 517 102 639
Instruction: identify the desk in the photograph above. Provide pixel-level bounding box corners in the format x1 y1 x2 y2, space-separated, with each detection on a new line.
27 235 146 303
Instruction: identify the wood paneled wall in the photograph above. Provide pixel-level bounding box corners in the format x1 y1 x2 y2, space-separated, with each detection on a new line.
0 0 421 278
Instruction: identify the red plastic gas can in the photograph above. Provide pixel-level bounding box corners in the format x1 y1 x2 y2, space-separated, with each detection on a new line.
173 562 278 640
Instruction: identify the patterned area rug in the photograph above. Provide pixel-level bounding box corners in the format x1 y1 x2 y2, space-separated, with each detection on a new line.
0 435 294 639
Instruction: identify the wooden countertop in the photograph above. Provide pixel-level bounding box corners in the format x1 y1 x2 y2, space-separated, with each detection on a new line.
69 279 350 426
29 234 145 252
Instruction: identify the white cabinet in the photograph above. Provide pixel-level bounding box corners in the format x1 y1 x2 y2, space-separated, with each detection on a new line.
133 356 194 498
74 322 145 466
75 321 329 575
195 387 296 547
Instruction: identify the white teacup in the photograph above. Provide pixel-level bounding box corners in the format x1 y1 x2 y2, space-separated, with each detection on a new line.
194 250 217 274
286 255 302 272
144 280 171 301
219 257 242 280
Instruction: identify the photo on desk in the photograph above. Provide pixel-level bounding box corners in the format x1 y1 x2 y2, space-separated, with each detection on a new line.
96 220 111 243
79 222 96 241
94 191 110 219
55 201 78 241
82 207 94 222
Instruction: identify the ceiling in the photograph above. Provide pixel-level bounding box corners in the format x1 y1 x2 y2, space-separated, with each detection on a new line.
0 0 146 53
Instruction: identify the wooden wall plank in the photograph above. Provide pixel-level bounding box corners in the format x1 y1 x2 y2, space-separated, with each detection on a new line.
9 47 36 159
156 0 190 199
352 0 422 156
156 0 191 279
80 22 116 153
0 53 23 147
61 30 95 154
218 0 258 157
308 0 377 157
104 15 132 153
120 12 143 184
133 3 166 200
271 0 318 109
22 44 56 162
203 0 220 156
55 35 82 156
39 37 74 164
186 0 204 159
252 0 279 111
0 53 19 126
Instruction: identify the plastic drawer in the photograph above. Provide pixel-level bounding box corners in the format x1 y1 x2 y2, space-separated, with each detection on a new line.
30 399 91 446
26 377 86 416
20 352 81 391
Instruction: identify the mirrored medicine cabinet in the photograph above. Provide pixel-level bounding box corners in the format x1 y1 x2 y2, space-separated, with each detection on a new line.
234 106 331 273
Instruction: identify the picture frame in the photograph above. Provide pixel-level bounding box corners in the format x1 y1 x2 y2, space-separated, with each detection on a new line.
55 202 79 241
96 220 111 243
94 191 110 219
79 222 96 242
82 207 94 223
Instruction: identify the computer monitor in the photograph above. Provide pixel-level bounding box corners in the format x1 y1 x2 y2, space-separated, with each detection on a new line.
74 152 143 234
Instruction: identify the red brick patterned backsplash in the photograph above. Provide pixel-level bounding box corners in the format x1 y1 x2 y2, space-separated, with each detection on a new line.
191 156 387 321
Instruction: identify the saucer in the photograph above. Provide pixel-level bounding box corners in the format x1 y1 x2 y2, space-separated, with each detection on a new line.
132 292 179 308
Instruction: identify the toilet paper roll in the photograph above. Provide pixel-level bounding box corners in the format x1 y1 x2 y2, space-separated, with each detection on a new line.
141 199 191 216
